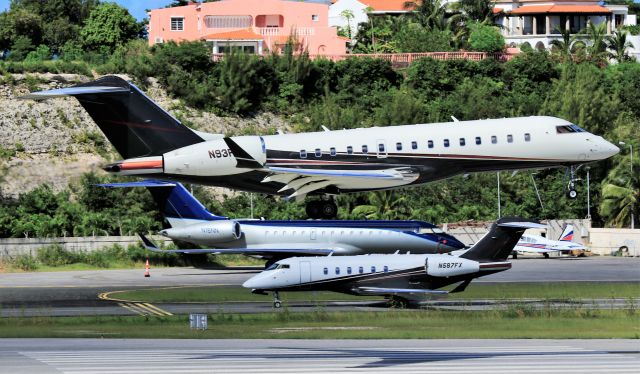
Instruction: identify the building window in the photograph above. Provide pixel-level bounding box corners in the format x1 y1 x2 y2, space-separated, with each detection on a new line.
311 14 319 21
396 142 402 151
205 15 252 29
428 140 434 149
507 134 513 143
323 267 328 275
300 150 307 158
330 147 336 156
460 138 466 146
315 148 321 157
171 17 184 31
359 266 364 274
335 267 340 275
444 139 450 147
475 137 481 145
411 141 417 150
524 133 531 142
362 145 368 154
347 146 353 154
491 135 497 144
347 267 352 274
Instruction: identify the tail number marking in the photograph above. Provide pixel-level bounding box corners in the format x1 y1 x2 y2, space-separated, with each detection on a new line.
438 262 462 269
208 149 233 159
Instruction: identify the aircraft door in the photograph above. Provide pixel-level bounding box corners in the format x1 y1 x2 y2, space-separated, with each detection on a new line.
300 261 311 283
376 139 387 158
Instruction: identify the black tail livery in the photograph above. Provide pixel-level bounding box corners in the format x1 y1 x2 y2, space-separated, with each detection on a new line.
460 217 542 262
22 76 204 159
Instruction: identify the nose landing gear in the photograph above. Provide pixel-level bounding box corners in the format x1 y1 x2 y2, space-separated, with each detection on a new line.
306 199 338 219
272 291 282 309
566 165 581 199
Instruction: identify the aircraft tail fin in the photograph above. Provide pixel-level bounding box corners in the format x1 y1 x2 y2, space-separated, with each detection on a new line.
99 180 227 224
21 76 204 159
460 217 545 262
558 225 575 242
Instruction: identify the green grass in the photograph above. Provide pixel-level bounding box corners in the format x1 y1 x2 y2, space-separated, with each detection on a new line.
109 282 640 304
0 309 638 339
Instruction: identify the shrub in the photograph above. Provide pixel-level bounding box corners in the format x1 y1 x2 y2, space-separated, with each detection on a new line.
36 245 80 266
13 254 38 271
468 22 505 53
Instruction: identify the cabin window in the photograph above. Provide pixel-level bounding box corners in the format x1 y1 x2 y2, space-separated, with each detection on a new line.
459 138 466 146
371 266 376 273
170 17 184 31
427 140 434 149
411 141 417 150
524 133 531 142
491 135 497 144
362 145 368 154
444 139 450 147
507 134 513 143
347 266 352 274
378 143 385 152
330 147 336 156
300 150 307 158
359 266 364 274
335 267 340 275
315 148 321 157
347 146 353 154
383 265 389 273
475 137 481 145
396 142 402 151
323 267 328 275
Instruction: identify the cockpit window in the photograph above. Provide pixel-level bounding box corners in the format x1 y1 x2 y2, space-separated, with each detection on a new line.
266 263 289 271
266 263 279 271
556 124 586 134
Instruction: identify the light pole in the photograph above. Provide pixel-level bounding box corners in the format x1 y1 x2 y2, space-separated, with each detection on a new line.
497 172 501 219
585 166 591 219
619 141 634 229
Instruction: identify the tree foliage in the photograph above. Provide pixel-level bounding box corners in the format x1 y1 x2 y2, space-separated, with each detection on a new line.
80 2 142 54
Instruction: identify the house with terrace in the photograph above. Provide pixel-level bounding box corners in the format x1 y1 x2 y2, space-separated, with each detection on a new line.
148 0 347 55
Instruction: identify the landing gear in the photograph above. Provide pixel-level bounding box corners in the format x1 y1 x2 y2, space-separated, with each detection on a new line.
512 251 518 259
543 253 550 259
387 295 409 309
305 199 337 219
566 166 580 199
272 291 282 309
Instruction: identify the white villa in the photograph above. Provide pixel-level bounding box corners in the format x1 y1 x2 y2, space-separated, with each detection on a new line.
329 0 638 51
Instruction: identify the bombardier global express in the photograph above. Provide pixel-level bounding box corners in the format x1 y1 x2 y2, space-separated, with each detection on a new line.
23 76 619 218
243 217 542 308
102 180 465 266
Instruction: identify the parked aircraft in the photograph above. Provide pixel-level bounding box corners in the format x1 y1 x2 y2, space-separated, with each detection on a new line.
100 180 465 266
24 76 619 218
513 225 586 258
243 217 542 307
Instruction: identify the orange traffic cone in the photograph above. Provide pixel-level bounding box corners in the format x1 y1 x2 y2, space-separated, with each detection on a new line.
144 259 150 278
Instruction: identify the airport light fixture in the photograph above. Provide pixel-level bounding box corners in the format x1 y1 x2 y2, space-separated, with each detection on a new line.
618 141 635 229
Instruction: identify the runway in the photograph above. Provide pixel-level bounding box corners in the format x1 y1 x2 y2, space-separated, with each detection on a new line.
2 339 639 373
0 257 638 317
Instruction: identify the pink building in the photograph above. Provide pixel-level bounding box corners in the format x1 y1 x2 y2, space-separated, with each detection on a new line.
148 0 347 55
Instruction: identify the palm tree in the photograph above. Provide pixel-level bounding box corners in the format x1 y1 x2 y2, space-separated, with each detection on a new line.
340 9 355 40
456 0 499 25
582 22 608 63
599 154 639 228
550 26 581 61
606 29 635 63
403 0 449 31
351 191 409 220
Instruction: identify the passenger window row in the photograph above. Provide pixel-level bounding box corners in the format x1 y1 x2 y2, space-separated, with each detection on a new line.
299 134 532 158
322 265 390 275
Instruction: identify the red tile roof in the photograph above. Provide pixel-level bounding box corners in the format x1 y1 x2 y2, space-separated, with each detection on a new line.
201 28 263 40
363 0 414 12
509 5 611 15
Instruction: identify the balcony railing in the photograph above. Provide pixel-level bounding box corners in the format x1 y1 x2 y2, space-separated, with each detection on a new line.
254 27 315 36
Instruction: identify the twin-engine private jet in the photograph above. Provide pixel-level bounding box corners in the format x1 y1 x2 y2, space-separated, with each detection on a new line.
23 76 619 218
513 225 586 258
243 217 543 308
101 180 465 266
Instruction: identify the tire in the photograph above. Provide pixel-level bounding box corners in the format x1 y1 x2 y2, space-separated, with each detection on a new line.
512 252 518 259
543 252 550 259
305 201 322 219
567 189 578 199
274 301 282 309
321 201 338 219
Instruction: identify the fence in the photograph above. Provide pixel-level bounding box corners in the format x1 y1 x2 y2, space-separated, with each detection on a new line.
212 51 518 67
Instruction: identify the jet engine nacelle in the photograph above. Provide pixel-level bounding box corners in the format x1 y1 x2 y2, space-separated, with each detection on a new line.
161 220 242 243
163 136 266 176
425 255 480 277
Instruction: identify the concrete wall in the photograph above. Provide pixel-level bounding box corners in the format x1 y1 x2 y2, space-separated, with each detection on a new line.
0 236 172 258
588 228 640 256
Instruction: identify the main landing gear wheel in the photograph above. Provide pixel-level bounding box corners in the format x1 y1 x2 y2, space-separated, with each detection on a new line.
272 291 282 309
306 200 337 219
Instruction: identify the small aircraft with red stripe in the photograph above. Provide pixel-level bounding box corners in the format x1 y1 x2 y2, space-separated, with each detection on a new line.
512 225 586 258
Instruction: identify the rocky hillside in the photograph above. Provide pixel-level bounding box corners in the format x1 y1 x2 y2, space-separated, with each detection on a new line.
0 73 290 198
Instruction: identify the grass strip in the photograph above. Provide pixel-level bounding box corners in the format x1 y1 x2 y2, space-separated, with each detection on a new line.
109 282 640 304
0 309 638 339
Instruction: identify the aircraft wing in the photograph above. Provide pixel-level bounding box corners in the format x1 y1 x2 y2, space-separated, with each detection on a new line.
138 234 334 256
356 287 449 295
261 166 420 199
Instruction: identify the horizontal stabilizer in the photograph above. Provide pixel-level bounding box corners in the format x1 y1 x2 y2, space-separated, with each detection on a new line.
98 181 176 188
358 287 448 295
19 86 130 100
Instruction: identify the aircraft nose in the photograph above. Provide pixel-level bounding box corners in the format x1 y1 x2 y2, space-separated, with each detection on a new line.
159 230 169 237
243 274 265 289
596 138 619 159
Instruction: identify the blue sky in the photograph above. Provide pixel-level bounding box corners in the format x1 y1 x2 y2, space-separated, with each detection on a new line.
0 0 175 21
